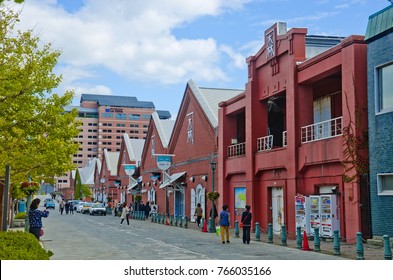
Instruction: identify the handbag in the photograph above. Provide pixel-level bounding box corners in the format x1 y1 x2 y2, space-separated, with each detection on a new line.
40 228 44 236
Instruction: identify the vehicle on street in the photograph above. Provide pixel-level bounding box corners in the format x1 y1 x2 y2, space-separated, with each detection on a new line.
81 202 93 214
89 203 106 216
44 198 56 209
76 202 87 213
69 200 81 211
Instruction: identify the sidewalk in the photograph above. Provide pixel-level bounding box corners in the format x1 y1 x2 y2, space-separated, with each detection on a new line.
184 221 388 260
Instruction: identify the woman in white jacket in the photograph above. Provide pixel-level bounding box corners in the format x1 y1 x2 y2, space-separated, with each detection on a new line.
120 202 130 225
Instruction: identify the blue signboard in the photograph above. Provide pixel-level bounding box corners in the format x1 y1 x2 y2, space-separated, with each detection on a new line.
156 155 173 171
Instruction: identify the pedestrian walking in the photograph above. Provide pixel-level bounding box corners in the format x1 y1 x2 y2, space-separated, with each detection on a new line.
69 202 74 215
28 198 49 240
59 200 65 215
120 202 130 225
65 201 70 214
219 205 230 244
241 205 252 244
194 203 203 228
144 202 151 219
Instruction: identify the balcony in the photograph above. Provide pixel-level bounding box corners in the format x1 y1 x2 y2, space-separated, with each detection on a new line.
257 131 287 152
228 142 246 157
301 117 343 144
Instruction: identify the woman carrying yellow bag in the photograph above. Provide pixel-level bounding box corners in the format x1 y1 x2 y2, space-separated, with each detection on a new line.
219 205 230 244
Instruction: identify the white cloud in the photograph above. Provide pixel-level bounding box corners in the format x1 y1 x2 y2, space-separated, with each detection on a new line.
9 0 249 91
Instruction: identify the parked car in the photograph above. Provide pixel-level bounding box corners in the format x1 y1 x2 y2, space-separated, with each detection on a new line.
89 203 106 216
69 200 81 211
81 202 93 214
76 202 87 213
44 198 55 209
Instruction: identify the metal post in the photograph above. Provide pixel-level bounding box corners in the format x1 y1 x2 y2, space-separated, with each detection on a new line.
314 228 321 252
2 165 10 231
209 160 216 233
179 215 183 227
356 232 365 260
183 216 188 228
268 223 273 243
296 227 302 249
383 235 392 260
333 230 341 255
234 220 239 238
255 222 261 241
170 214 173 225
281 224 287 246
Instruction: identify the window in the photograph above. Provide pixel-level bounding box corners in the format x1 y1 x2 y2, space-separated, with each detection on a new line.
130 114 140 120
116 123 126 127
377 173 393 195
116 114 127 120
130 124 139 127
142 114 151 120
102 113 114 118
376 62 393 114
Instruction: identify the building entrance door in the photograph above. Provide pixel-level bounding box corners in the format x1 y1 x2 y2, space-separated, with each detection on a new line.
272 187 284 235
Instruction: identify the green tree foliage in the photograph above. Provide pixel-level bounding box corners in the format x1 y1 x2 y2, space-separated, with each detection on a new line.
74 170 92 200
0 0 24 4
0 6 80 196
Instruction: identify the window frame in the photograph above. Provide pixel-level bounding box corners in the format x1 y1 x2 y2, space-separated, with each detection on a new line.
375 61 393 115
377 173 393 195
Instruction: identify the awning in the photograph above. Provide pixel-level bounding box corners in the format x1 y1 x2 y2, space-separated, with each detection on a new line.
127 177 139 191
159 171 186 189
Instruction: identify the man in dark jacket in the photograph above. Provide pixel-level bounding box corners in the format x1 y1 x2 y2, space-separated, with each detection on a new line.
241 205 252 244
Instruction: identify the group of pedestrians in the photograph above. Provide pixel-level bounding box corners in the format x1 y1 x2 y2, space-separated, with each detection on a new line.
194 202 253 245
58 200 74 215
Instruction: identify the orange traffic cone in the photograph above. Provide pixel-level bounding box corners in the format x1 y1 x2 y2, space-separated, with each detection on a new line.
165 218 170 226
202 219 208 232
302 230 310 251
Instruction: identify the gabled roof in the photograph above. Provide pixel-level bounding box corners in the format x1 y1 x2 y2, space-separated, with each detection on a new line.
103 149 120 176
152 111 176 148
187 80 244 128
80 94 155 109
123 133 145 165
365 4 393 41
75 158 101 185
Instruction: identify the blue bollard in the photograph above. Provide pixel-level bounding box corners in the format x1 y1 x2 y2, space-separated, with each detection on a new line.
296 227 302 249
162 213 166 224
183 216 188 228
174 216 178 226
255 222 261 241
268 223 273 243
156 213 160 223
333 230 341 255
151 213 155 222
356 232 365 260
314 228 321 252
383 235 392 260
170 214 173 226
281 224 287 246
235 221 239 238
179 216 183 227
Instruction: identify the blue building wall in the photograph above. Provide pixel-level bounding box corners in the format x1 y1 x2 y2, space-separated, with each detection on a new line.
367 31 393 237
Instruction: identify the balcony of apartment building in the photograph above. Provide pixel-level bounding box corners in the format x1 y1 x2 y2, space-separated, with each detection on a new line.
254 93 288 170
298 75 344 169
224 109 247 175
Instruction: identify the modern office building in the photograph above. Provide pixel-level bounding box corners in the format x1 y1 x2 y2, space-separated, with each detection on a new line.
58 94 171 196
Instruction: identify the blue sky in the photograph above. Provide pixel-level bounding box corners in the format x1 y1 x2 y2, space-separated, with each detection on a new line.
8 0 391 118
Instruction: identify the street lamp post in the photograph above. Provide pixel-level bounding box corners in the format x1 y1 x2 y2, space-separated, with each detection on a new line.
100 178 105 203
209 160 217 233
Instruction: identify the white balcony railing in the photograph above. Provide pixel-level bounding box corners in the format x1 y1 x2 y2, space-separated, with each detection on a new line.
228 142 246 157
257 135 273 152
283 131 287 147
301 116 343 144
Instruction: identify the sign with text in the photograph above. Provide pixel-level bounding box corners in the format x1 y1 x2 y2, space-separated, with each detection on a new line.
155 154 174 171
123 164 136 176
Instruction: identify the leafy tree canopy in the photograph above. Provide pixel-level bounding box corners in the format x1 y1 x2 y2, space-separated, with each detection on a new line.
0 5 80 198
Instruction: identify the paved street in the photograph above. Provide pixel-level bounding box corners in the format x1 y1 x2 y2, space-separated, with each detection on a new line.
39 200 344 260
